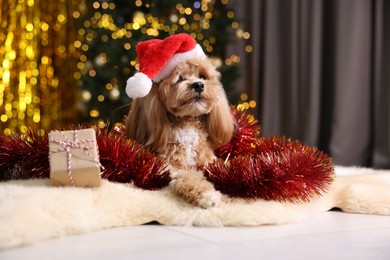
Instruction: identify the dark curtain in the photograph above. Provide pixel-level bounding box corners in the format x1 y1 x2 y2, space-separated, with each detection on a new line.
234 0 390 168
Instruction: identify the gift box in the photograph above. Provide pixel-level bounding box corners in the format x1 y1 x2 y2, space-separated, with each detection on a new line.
48 128 102 187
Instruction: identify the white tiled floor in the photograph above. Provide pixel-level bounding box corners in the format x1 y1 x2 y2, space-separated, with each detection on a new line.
1 211 390 260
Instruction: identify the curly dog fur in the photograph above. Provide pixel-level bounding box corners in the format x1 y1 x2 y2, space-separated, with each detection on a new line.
126 57 235 208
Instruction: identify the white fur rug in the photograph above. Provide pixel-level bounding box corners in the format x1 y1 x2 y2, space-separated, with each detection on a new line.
1 166 390 249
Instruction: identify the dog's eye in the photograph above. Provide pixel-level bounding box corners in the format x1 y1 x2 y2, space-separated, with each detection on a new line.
199 74 206 80
176 75 184 83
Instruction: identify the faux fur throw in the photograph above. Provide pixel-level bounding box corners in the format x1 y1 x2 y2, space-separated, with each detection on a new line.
1 166 390 249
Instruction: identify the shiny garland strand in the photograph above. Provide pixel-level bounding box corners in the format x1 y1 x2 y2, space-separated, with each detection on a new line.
0 108 334 202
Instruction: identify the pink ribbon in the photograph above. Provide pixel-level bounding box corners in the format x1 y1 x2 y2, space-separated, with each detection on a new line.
49 130 104 186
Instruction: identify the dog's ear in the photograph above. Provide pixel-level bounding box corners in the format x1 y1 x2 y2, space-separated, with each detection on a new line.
125 85 170 153
206 89 235 148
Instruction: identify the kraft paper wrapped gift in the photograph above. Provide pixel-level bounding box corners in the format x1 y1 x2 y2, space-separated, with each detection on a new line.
48 128 102 187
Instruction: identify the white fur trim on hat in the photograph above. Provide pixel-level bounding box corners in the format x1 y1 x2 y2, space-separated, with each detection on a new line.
153 44 206 83
125 72 152 99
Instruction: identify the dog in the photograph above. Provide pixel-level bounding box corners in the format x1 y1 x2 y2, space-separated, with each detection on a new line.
123 33 390 214
125 56 235 208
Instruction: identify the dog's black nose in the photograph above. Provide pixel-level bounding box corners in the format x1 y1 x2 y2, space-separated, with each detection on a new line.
192 82 204 93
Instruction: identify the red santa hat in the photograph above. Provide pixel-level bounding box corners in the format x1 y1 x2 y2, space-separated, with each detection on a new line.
126 33 206 99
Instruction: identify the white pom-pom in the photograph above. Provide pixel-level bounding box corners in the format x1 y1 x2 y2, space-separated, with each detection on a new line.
125 72 152 99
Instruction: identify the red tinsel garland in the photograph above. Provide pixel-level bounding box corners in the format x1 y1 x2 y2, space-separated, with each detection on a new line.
214 107 261 160
0 108 335 202
0 129 50 180
205 137 334 202
0 125 170 190
97 126 170 190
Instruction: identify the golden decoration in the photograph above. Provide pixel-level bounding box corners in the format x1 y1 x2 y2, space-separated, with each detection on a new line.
0 0 82 135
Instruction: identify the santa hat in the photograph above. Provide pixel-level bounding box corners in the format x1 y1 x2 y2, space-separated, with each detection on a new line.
126 33 206 99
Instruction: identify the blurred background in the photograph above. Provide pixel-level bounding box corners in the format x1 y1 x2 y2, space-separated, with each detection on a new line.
1 0 389 168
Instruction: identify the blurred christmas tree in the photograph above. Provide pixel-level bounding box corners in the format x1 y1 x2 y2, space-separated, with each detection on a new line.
75 0 248 124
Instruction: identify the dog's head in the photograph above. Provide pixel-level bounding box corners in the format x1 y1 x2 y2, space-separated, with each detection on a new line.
126 57 234 154
159 57 224 117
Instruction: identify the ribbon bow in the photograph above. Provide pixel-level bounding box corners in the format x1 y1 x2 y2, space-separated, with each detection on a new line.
49 130 104 186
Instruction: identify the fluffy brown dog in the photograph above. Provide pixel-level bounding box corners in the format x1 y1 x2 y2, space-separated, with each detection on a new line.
126 56 235 208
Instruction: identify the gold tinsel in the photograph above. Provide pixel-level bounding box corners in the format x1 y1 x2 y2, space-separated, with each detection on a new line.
0 0 81 135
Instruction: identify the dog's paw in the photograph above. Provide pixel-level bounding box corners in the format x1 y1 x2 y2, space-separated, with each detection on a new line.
197 190 222 209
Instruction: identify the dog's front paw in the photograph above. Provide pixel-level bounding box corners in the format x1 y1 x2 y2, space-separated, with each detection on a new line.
169 169 222 208
197 190 222 208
